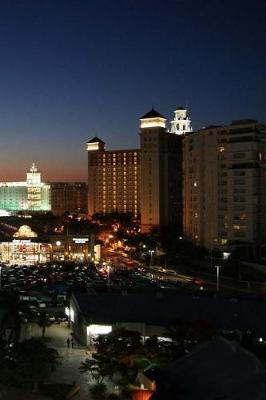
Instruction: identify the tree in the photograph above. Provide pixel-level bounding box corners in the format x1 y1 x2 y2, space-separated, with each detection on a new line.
167 319 214 352
0 337 60 390
95 328 143 367
80 329 144 396
89 382 108 400
80 353 117 383
0 290 32 343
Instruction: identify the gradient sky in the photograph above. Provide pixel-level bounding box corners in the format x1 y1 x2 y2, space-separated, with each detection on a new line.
0 0 265 181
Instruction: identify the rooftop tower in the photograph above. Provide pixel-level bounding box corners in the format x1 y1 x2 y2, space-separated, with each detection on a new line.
170 107 192 135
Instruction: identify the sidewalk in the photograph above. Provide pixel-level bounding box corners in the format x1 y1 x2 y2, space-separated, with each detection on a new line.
31 323 92 400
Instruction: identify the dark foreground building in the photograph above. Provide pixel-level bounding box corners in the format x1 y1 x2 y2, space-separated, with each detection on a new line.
69 292 266 346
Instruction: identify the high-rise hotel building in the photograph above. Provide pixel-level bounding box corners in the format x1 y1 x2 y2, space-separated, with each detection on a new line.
140 109 183 232
0 163 51 213
86 108 188 230
183 119 266 248
87 137 140 217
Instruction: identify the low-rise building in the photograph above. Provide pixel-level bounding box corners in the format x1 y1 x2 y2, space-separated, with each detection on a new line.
69 291 266 346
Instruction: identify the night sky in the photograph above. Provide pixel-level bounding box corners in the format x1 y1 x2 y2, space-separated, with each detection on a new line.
0 0 265 181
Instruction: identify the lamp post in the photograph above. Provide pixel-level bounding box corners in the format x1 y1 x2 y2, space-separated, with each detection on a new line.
149 250 155 267
107 265 110 285
215 265 221 292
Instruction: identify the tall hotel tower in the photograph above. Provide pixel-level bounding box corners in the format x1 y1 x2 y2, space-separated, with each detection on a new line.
183 119 266 248
87 137 140 217
140 109 183 232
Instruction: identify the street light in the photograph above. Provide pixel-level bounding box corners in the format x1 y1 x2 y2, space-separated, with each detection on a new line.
214 265 221 292
107 265 111 285
149 250 155 267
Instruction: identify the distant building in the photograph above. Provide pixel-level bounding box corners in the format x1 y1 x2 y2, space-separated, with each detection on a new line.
170 107 192 135
87 137 140 217
50 182 87 216
0 163 50 213
140 109 183 232
183 119 266 248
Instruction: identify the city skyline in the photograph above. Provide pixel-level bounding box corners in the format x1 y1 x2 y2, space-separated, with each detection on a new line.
0 0 265 181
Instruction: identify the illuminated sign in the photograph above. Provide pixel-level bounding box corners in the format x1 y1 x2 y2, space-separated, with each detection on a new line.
12 239 31 244
73 238 89 244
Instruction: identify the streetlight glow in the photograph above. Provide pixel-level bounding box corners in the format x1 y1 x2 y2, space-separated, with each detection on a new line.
214 265 221 292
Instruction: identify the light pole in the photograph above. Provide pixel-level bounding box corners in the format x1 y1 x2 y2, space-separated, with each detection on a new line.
149 250 155 267
215 265 221 292
107 265 110 285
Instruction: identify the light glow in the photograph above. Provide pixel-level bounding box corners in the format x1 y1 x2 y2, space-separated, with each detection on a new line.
87 324 112 335
140 118 166 129
70 307 75 322
87 143 100 151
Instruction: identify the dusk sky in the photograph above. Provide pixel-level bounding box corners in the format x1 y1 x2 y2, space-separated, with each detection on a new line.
0 0 265 181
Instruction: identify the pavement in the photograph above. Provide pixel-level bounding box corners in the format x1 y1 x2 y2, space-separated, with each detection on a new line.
30 322 93 400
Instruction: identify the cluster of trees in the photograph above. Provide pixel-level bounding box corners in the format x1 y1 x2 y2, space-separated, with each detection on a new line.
0 290 60 393
80 324 214 400
0 337 60 391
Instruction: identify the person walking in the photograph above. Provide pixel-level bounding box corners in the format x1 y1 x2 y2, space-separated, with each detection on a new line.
66 338 70 348
71 338 74 348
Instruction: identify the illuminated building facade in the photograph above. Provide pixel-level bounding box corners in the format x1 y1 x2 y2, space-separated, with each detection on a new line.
0 163 51 212
0 225 97 265
0 225 52 265
140 109 183 232
87 137 140 217
50 182 87 216
50 234 96 263
170 107 192 135
183 119 266 248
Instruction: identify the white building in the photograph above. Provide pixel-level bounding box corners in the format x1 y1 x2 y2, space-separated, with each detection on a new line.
170 107 192 135
0 163 51 212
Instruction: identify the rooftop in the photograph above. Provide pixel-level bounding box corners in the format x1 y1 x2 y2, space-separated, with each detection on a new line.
87 136 105 144
72 292 266 335
140 109 166 120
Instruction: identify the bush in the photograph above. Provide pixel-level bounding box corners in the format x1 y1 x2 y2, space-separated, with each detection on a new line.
90 382 107 400
108 394 121 400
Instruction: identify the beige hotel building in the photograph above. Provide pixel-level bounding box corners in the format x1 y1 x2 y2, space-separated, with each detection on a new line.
183 119 266 249
87 137 140 217
87 109 184 232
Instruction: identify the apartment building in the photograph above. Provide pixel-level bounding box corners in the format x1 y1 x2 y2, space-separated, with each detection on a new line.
183 119 266 248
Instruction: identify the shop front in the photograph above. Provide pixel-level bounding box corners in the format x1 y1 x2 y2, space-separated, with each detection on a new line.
0 224 52 265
